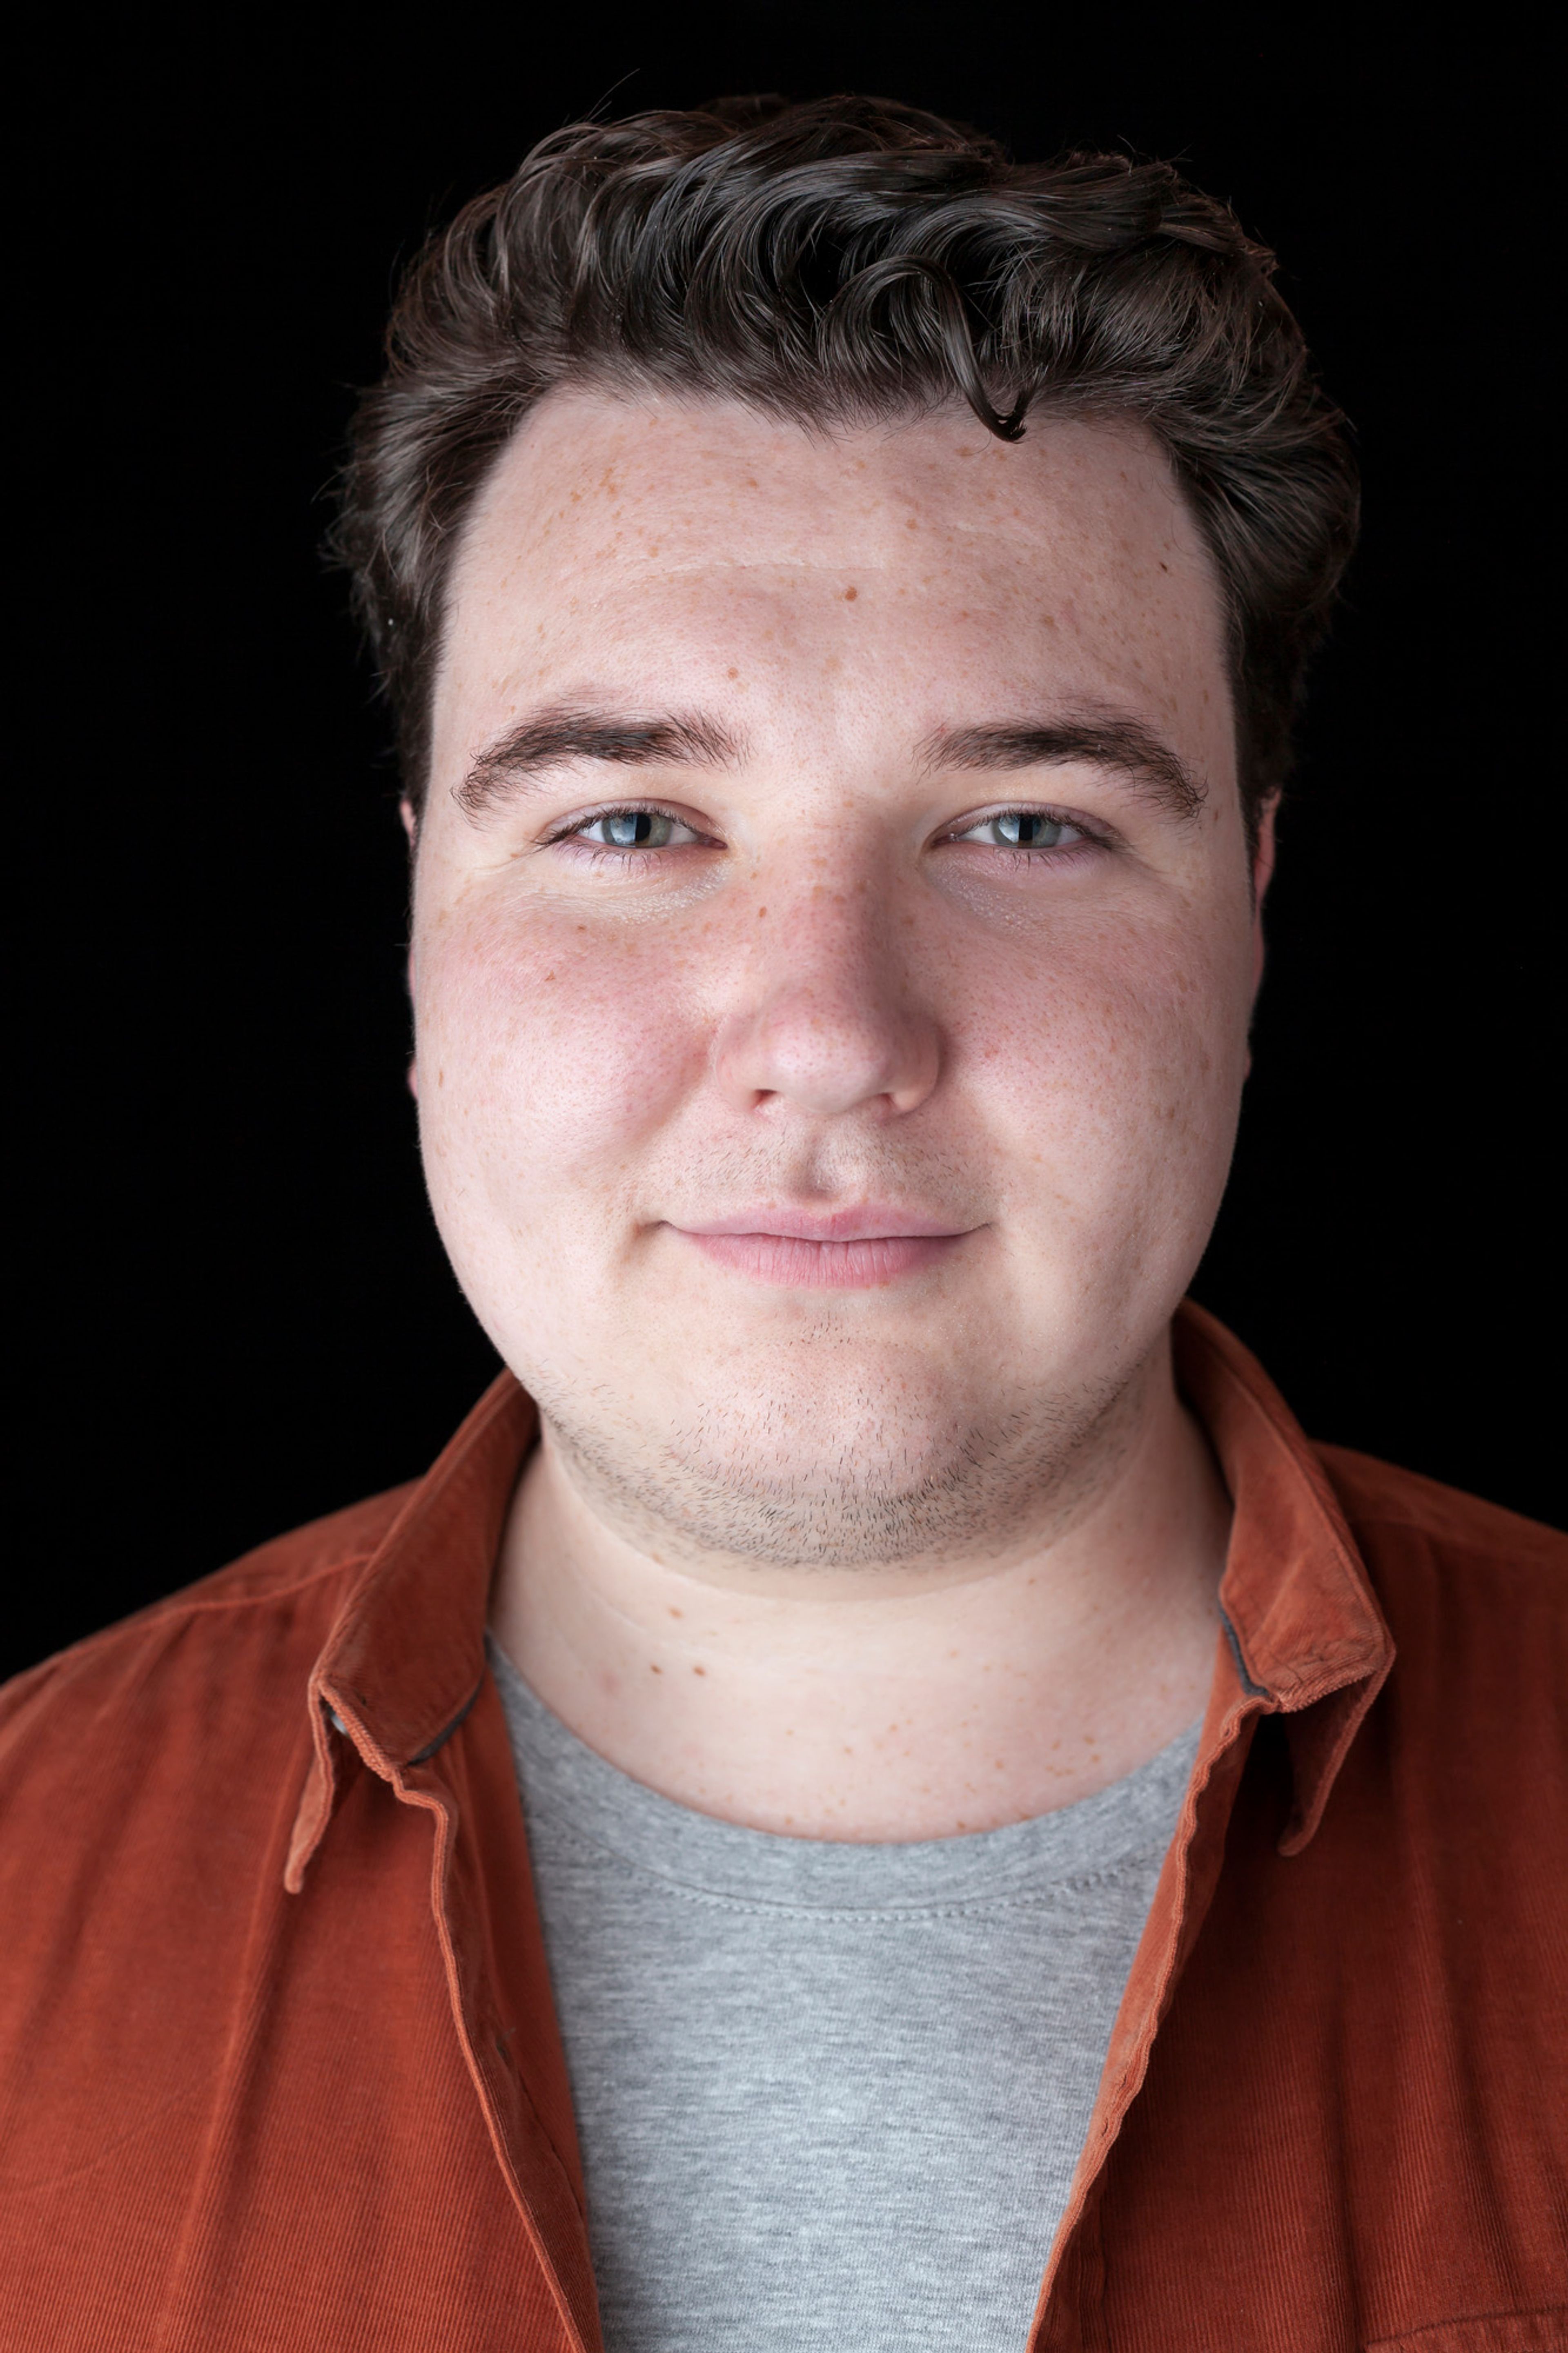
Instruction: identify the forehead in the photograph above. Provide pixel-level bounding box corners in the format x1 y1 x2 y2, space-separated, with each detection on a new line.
434 390 1228 750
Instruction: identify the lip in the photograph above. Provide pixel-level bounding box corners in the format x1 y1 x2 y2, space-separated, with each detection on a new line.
679 1206 967 1242
669 1207 975 1289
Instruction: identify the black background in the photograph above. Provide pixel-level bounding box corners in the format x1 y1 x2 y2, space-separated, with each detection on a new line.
13 4 1559 1682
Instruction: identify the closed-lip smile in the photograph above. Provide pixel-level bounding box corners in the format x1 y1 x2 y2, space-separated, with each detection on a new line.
669 1207 977 1289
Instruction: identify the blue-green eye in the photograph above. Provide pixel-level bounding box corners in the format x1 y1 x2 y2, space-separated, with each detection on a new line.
959 810 1080 849
579 809 678 848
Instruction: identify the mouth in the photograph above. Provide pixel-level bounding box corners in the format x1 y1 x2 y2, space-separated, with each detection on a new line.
668 1207 976 1290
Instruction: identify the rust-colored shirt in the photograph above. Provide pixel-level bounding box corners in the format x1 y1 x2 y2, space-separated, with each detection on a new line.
2 1306 1564 2351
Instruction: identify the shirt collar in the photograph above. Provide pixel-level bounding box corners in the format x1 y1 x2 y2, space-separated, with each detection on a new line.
286 1374 536 1887
287 1302 1392 1885
1174 1301 1394 1850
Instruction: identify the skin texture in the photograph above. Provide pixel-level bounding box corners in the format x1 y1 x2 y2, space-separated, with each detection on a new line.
411 390 1274 1838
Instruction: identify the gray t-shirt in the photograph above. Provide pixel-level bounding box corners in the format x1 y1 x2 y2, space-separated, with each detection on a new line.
490 1636 1196 2353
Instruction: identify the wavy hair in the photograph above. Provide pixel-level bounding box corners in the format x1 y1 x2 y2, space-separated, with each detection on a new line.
332 94 1358 833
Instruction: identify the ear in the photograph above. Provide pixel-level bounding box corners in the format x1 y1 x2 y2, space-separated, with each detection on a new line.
1250 795 1279 999
400 798 419 1100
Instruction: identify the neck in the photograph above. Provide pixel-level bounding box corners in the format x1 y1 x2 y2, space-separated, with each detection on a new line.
488 1330 1230 1840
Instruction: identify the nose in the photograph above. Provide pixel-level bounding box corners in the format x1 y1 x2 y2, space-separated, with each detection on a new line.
712 879 942 1119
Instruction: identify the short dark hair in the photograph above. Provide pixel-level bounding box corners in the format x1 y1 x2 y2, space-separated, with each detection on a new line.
333 94 1358 834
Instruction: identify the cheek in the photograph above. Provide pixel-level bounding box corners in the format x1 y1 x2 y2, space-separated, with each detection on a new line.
413 896 702 1199
956 908 1251 1216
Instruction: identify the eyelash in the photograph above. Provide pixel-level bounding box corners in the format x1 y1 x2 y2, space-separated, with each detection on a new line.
543 801 1108 862
542 803 709 862
940 810 1099 857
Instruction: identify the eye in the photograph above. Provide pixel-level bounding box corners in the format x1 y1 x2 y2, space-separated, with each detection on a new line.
952 810 1085 850
569 807 701 850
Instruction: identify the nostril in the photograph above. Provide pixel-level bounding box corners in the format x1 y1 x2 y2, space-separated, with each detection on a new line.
713 987 941 1120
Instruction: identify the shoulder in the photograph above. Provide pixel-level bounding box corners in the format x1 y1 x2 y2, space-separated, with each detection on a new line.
1316 1443 1564 1588
0 1482 416 1754
1315 1443 1566 1721
0 1483 421 2158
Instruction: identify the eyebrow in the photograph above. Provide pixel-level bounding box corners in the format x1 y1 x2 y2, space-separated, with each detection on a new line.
456 702 1206 825
919 716 1207 821
457 705 740 817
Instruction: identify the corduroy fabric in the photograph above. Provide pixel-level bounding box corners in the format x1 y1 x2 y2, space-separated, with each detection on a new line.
1 1305 1563 2351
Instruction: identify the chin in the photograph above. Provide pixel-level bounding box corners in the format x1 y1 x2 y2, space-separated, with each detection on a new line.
544 1344 1133 1571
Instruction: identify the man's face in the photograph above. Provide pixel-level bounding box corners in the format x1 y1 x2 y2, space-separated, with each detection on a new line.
413 393 1263 1570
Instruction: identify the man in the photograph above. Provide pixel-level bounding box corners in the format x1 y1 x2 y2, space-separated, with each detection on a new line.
2 94 1562 2353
